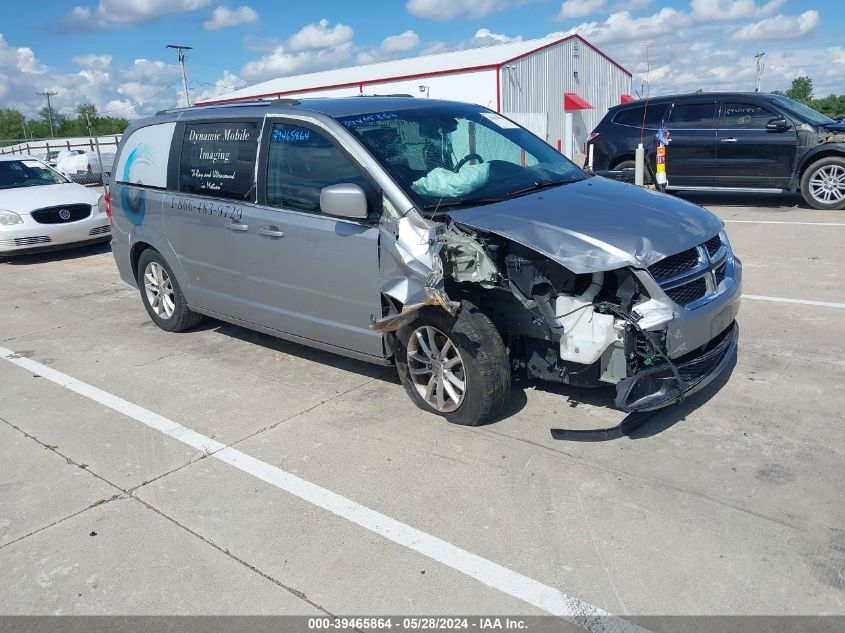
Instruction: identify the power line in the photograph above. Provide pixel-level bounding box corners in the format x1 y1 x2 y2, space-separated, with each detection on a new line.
97 79 183 115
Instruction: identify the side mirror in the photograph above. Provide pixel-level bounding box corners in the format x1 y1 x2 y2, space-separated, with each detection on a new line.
766 117 791 132
320 183 368 219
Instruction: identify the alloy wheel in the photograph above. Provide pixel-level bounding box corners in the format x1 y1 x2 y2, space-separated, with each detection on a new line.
809 164 845 205
143 261 175 319
406 325 467 413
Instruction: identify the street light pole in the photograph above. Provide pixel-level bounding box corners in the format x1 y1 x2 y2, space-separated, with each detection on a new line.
166 44 193 108
36 90 58 137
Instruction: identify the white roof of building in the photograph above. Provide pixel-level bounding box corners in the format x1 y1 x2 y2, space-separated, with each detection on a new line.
201 34 628 104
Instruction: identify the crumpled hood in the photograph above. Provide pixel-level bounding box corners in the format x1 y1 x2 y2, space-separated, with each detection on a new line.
447 176 724 274
0 183 99 214
822 121 845 133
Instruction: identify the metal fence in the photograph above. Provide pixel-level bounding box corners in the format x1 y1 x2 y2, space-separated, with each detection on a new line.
1 135 121 186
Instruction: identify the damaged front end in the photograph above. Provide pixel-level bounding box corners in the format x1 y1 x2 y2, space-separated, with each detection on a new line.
371 192 741 415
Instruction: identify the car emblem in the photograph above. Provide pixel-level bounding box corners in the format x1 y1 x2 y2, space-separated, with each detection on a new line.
58 209 71 220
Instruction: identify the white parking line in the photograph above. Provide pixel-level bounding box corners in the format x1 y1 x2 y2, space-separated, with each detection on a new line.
0 345 643 633
742 294 845 309
724 220 845 226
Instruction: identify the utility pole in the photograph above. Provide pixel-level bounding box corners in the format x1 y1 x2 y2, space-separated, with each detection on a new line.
754 52 766 93
84 113 105 186
36 90 58 137
166 44 193 108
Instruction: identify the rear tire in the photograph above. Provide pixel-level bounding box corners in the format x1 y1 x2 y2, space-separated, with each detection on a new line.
800 157 845 210
396 303 511 426
136 249 203 332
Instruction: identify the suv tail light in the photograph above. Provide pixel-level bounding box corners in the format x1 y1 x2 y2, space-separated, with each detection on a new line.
104 192 112 227
587 132 600 143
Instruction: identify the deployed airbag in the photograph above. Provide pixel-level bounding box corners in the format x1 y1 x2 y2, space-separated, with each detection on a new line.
411 163 490 198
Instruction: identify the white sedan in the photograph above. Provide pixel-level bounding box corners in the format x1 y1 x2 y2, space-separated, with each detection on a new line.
0 155 110 256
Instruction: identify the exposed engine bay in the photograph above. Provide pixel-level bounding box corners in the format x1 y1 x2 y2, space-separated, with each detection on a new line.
372 199 741 415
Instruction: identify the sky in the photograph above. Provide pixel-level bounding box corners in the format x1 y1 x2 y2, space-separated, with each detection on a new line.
1 0 843 121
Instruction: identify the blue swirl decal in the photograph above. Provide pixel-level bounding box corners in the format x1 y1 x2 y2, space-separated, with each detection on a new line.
119 144 156 225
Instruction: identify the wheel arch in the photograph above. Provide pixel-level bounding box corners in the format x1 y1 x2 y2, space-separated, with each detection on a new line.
794 145 845 191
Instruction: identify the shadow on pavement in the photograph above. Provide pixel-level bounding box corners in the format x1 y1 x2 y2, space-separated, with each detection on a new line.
676 190 805 210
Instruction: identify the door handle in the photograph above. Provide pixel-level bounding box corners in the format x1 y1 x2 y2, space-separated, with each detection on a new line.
258 226 285 238
226 220 249 232
720 137 738 143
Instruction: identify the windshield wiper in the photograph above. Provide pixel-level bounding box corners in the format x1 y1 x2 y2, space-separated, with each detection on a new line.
506 178 579 198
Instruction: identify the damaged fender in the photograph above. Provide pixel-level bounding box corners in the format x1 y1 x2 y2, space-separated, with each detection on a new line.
371 199 458 333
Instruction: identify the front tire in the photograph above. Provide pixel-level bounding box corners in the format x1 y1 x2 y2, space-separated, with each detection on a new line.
396 303 511 426
800 157 845 210
137 249 203 332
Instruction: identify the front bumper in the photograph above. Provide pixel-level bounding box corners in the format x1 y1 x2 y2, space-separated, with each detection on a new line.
614 321 738 412
0 211 110 255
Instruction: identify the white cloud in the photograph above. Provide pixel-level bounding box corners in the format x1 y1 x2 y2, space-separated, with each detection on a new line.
406 0 525 21
558 0 606 20
191 70 247 103
733 10 820 42
690 0 784 22
288 18 354 52
0 34 185 120
380 30 421 54
557 8 690 45
203 5 258 30
71 54 112 69
471 28 522 46
241 42 354 81
61 0 210 30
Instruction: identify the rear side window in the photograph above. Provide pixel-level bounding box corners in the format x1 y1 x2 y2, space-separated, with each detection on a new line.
178 121 259 200
115 122 175 188
265 123 370 214
721 102 778 128
612 104 670 128
667 102 717 128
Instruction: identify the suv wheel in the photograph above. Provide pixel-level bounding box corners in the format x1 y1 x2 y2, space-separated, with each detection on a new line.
137 249 203 332
396 303 511 426
801 157 845 210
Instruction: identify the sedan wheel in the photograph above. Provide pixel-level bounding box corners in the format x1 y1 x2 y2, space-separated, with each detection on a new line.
406 325 466 413
143 261 176 319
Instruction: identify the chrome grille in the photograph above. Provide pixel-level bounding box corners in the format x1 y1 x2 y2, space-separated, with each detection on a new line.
703 235 722 257
648 248 700 281
30 204 91 224
665 278 707 305
649 234 730 308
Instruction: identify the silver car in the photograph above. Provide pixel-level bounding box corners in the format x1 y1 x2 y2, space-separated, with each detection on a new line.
110 97 741 426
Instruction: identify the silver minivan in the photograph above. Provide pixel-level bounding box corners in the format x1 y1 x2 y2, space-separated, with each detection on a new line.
110 97 741 426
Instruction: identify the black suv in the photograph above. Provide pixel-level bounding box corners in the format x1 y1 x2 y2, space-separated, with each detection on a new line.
587 92 845 210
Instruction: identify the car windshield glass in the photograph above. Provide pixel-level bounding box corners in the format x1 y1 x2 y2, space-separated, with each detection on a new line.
336 104 585 213
0 159 69 189
765 95 835 126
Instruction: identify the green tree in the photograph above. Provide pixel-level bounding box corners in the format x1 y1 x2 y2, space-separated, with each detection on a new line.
0 109 28 140
785 76 813 103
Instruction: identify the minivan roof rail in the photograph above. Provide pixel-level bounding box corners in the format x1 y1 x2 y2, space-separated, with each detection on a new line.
156 98 300 115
